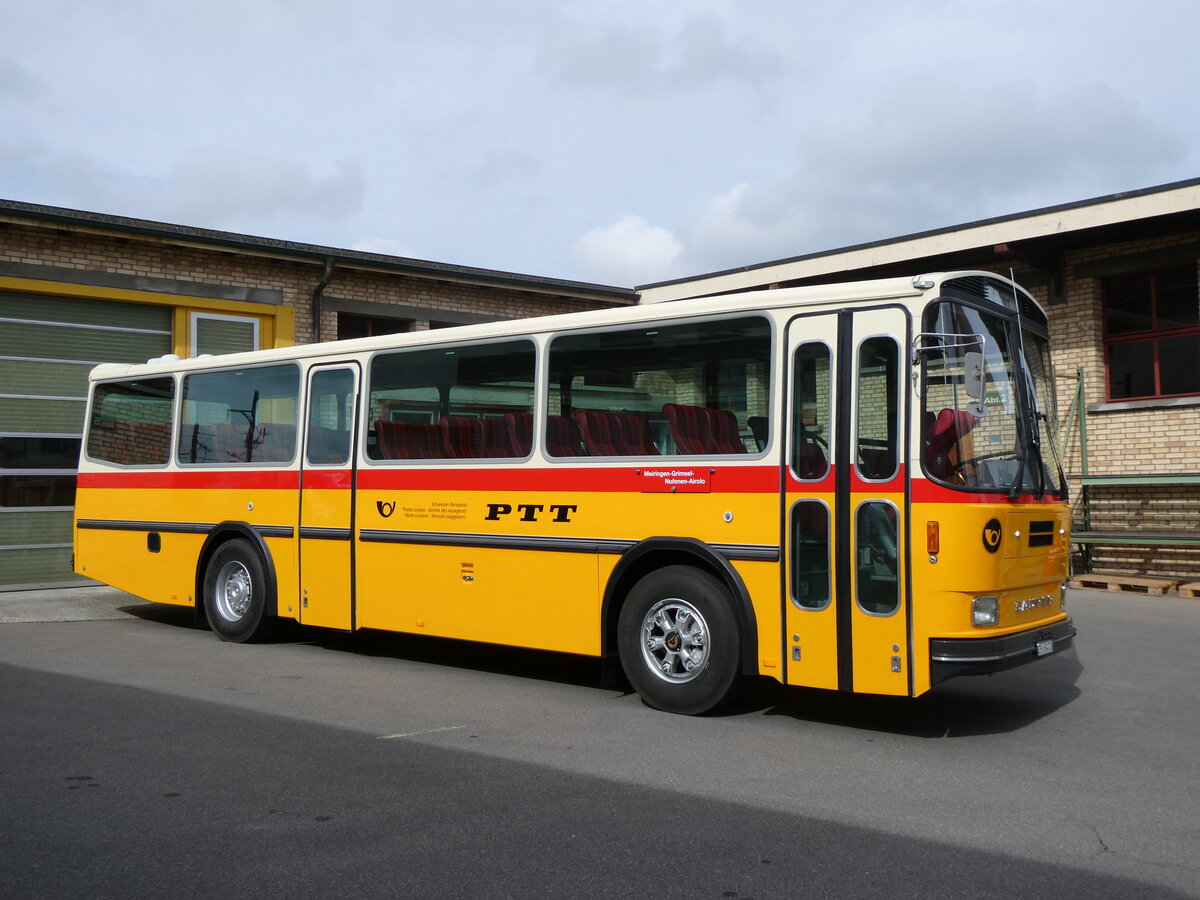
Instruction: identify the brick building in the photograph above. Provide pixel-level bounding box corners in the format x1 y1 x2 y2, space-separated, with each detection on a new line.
641 177 1200 580
0 200 636 588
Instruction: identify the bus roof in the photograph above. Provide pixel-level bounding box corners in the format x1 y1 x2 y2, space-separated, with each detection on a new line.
87 270 1033 382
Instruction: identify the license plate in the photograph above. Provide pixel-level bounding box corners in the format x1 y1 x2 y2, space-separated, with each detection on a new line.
1035 639 1054 657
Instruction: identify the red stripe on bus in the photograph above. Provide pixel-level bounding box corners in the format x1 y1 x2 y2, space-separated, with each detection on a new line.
302 470 353 490
77 471 300 490
77 466 781 493
910 479 1063 505
76 467 1066 505
782 467 906 493
355 465 780 493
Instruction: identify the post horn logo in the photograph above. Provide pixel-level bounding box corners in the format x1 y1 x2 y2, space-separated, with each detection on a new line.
377 500 396 518
982 518 1002 554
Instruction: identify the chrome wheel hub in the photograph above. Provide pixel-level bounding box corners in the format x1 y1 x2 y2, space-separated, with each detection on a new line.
639 598 709 684
214 560 252 622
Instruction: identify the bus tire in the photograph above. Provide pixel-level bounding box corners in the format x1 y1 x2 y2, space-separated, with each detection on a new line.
617 565 742 715
202 538 274 643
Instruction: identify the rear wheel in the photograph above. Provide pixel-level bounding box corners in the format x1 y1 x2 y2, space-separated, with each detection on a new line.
617 565 742 715
202 538 274 643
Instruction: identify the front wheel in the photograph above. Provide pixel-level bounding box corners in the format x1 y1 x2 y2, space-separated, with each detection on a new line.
617 566 742 715
202 538 274 643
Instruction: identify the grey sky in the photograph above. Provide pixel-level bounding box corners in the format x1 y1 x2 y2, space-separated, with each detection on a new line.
2 0 1197 286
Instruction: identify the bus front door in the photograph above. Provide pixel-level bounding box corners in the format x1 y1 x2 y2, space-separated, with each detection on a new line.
784 308 911 696
298 364 360 630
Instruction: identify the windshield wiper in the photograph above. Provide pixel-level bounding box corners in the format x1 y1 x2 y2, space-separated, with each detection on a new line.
1007 406 1047 501
1030 412 1047 499
1007 453 1027 500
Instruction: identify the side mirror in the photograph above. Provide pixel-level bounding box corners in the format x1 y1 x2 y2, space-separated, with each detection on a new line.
964 351 984 399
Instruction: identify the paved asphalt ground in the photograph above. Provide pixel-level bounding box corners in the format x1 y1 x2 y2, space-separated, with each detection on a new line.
1 584 1198 899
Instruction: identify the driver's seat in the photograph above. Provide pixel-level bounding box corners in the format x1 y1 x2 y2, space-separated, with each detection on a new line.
925 408 977 480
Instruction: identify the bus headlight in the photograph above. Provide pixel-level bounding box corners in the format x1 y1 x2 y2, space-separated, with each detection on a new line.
972 596 999 627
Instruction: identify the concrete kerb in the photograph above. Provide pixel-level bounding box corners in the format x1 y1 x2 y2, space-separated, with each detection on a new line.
0 584 152 624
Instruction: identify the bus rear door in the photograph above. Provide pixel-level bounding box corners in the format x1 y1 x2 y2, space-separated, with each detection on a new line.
298 363 360 630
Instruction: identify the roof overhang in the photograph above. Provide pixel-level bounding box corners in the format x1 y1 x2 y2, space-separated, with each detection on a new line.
0 198 638 306
637 177 1200 303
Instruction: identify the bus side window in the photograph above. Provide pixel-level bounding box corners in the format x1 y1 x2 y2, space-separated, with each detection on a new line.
791 500 830 610
791 343 830 480
856 337 899 480
178 364 300 465
85 378 175 467
367 340 536 461
856 501 899 615
546 316 771 458
307 368 355 465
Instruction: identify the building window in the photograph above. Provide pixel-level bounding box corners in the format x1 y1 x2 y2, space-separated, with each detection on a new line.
1103 264 1200 400
337 314 412 340
191 312 260 357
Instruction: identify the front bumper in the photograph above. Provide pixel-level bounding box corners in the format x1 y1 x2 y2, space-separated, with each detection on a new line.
929 617 1075 685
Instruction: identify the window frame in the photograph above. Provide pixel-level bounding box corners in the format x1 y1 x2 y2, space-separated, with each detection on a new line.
364 336 539 464
190 311 262 358
789 340 832 482
0 431 81 511
789 497 831 611
543 312 775 461
1102 264 1200 402
83 376 177 470
853 333 900 483
854 498 901 618
176 362 301 466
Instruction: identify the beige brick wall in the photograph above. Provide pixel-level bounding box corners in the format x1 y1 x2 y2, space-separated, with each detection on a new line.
0 220 615 345
993 234 1200 579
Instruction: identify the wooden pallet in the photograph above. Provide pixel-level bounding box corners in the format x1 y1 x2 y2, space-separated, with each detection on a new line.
1069 574 1181 596
1180 583 1200 600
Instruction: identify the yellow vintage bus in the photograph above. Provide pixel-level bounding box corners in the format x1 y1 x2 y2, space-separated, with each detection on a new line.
74 271 1074 714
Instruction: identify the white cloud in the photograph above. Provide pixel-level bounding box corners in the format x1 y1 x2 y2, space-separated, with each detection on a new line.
0 58 43 101
675 80 1192 276
571 215 685 286
168 149 364 228
533 9 784 96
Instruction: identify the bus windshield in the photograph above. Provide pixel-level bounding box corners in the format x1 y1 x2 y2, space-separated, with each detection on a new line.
920 300 1064 496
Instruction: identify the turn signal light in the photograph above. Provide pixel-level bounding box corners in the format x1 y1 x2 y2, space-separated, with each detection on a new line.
927 521 940 555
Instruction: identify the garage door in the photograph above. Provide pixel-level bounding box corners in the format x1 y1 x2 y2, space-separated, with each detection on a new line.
0 291 172 588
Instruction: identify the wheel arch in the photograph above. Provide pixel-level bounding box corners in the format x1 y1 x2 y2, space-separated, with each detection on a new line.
195 522 280 626
601 537 759 677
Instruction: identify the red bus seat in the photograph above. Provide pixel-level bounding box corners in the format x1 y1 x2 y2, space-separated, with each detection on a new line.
575 410 658 456
925 408 978 479
375 421 445 459
505 412 533 457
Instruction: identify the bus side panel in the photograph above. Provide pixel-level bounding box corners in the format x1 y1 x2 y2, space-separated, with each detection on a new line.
74 483 300 615
733 560 786 679
358 541 601 654
353 475 780 660
265 534 300 622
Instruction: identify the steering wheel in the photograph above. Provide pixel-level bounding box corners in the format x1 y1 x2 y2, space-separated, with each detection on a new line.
950 451 1012 474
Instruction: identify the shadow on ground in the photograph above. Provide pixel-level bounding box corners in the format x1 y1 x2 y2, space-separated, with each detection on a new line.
124 601 1082 737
